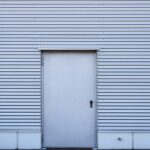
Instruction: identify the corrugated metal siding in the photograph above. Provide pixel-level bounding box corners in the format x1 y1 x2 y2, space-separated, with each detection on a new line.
1 0 150 131
0 1 42 130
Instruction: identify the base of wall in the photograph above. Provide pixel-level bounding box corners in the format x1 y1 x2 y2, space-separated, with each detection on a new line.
98 132 150 149
0 132 41 149
3 131 150 149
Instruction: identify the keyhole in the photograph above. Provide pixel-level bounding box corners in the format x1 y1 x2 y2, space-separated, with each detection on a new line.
90 100 93 108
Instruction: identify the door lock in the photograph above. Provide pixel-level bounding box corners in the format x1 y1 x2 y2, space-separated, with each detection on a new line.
90 100 93 108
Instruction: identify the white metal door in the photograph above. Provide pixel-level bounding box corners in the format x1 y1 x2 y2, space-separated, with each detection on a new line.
43 51 96 148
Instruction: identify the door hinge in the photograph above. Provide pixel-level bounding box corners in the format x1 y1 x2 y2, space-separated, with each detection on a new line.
41 57 44 66
41 132 44 146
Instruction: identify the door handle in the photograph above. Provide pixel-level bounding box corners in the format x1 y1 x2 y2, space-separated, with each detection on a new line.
90 100 93 108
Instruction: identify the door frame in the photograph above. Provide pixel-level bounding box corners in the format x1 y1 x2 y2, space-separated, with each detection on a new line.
40 48 100 149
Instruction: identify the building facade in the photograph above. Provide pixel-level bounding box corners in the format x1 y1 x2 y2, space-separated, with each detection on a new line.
0 0 150 149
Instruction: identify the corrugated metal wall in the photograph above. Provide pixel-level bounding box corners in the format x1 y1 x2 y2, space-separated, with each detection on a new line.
1 0 150 132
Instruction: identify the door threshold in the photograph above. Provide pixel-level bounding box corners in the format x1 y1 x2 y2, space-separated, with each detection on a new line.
47 148 93 150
